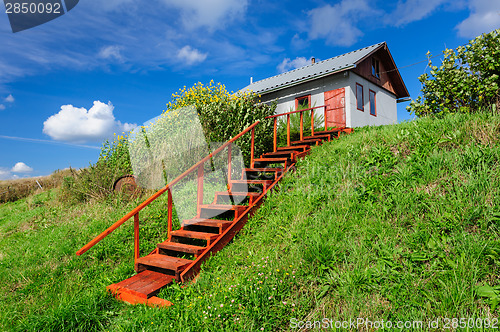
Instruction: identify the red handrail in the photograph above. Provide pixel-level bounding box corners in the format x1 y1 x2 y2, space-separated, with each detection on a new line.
76 120 260 257
265 105 327 151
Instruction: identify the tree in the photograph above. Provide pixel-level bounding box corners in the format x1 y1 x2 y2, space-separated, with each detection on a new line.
408 29 499 117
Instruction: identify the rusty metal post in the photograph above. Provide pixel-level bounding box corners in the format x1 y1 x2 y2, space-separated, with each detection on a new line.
273 118 277 152
227 143 232 191
167 188 172 240
134 213 139 264
324 105 327 131
300 111 304 141
250 127 255 168
287 114 291 146
197 164 204 217
311 110 315 136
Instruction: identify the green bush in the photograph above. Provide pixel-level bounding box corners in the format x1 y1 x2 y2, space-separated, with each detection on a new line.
408 29 500 117
63 81 275 202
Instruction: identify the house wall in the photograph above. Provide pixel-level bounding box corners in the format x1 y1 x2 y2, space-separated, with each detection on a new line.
259 71 350 120
259 70 397 128
348 72 397 127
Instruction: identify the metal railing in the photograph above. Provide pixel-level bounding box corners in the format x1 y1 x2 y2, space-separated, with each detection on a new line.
76 121 260 264
265 105 328 151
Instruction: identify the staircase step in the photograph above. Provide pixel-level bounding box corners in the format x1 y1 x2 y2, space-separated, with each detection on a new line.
261 151 296 158
107 270 174 299
171 229 221 242
277 145 310 152
253 157 288 167
243 167 283 173
303 134 331 141
290 138 322 146
183 217 233 233
135 254 192 277
314 128 345 135
157 241 206 255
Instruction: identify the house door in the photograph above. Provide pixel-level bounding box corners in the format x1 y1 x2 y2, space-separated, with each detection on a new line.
324 88 345 128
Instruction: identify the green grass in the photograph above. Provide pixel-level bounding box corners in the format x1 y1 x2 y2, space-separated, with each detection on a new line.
2 112 500 331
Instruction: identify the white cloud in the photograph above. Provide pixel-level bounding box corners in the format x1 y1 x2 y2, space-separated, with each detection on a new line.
5 94 14 103
277 57 311 73
0 169 10 180
98 45 124 62
387 0 449 27
177 46 208 65
0 105 5 111
456 0 500 38
43 101 136 143
161 0 248 30
308 0 374 46
11 162 33 173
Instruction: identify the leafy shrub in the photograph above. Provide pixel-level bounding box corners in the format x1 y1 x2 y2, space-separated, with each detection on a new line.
408 29 500 117
166 81 276 164
63 81 275 202
60 135 133 203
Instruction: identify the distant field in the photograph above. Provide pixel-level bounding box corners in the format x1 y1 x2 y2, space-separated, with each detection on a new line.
1 112 500 331
0 169 73 203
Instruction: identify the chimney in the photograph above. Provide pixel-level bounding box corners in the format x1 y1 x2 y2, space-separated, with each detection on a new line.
311 57 315 64
250 77 253 84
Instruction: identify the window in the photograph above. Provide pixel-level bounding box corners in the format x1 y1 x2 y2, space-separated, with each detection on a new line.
356 83 364 111
369 90 376 116
295 95 310 110
371 58 380 79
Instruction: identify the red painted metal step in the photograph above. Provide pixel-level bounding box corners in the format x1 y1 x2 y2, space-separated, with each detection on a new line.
107 270 174 307
303 134 331 142
135 254 192 279
261 150 297 159
277 145 310 152
157 241 206 255
290 138 322 146
214 191 263 205
171 229 220 243
183 217 234 233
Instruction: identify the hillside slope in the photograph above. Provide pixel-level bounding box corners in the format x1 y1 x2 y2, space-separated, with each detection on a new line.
1 112 500 331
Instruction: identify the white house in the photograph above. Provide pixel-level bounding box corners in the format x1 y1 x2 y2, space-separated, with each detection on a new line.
242 42 409 128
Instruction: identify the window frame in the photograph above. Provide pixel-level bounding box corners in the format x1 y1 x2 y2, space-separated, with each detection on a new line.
371 58 380 79
295 95 311 110
356 83 364 111
369 89 377 116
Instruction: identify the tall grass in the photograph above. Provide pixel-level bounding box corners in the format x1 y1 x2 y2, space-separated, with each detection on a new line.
1 112 500 331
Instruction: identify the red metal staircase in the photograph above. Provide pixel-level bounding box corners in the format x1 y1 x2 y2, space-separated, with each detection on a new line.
76 105 353 307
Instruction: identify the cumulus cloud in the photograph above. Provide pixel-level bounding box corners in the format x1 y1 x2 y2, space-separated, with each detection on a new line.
11 162 33 173
161 0 248 30
43 101 136 143
308 0 374 47
456 0 500 37
0 169 10 180
177 46 208 65
98 45 124 62
5 94 14 103
387 0 449 27
277 57 311 73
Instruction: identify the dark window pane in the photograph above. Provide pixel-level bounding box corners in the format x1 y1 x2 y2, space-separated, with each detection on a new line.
356 84 364 110
369 90 376 116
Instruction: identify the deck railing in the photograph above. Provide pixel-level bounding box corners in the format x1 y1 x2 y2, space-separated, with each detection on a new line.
265 105 327 151
76 121 260 264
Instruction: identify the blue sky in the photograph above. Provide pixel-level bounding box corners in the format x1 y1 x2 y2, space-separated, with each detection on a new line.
0 0 499 179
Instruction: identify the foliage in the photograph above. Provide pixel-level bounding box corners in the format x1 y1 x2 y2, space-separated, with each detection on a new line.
60 134 133 203
408 29 500 117
166 81 275 164
3 112 500 330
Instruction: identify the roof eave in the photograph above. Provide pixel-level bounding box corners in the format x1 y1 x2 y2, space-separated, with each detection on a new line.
252 65 356 95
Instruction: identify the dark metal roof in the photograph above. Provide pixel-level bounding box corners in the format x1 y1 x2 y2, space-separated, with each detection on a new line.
241 42 386 94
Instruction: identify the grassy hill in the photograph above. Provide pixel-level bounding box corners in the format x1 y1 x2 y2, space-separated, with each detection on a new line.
1 111 500 331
